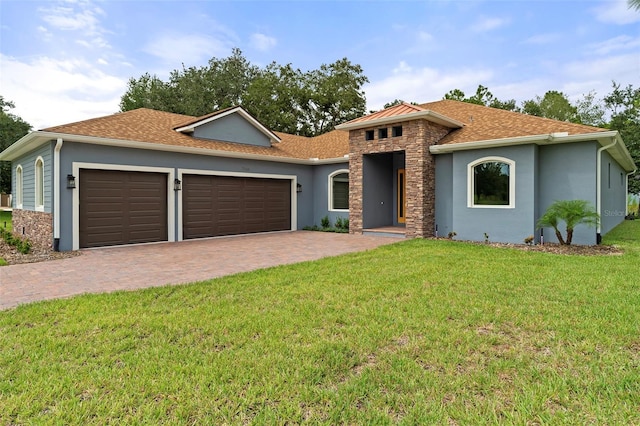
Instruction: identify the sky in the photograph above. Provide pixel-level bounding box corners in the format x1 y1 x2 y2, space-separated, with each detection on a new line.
0 0 639 130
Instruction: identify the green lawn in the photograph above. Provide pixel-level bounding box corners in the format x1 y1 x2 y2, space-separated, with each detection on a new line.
2 221 640 424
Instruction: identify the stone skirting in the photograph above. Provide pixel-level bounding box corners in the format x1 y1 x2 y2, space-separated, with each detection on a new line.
348 119 449 239
11 209 53 250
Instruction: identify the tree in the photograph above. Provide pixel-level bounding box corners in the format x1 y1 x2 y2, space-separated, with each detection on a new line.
536 200 599 245
574 91 606 127
443 85 519 112
604 82 640 194
522 91 578 122
629 0 640 11
119 49 368 137
0 97 32 194
299 58 368 136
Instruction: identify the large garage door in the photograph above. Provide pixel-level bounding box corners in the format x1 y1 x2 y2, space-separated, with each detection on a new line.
182 174 291 239
79 169 168 248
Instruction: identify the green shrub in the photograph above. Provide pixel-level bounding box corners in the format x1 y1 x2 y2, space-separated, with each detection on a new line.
537 199 599 245
0 227 31 254
320 215 330 228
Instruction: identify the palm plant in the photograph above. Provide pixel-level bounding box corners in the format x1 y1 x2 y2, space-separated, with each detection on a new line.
537 200 600 245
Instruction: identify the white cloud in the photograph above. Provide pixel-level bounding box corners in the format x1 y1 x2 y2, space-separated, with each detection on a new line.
250 33 277 52
365 61 494 110
592 0 640 24
471 16 510 32
38 1 110 50
144 33 230 67
587 35 640 55
0 54 126 129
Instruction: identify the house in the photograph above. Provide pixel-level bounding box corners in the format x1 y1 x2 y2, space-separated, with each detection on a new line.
0 100 635 251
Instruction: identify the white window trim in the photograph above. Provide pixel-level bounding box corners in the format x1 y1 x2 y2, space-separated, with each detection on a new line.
467 156 515 209
34 156 44 212
15 164 23 209
328 169 349 212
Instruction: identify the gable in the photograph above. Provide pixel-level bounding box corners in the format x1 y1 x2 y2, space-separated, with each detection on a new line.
192 113 272 147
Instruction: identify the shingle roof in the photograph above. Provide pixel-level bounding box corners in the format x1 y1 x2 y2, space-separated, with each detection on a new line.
40 101 610 162
420 99 607 145
43 108 348 160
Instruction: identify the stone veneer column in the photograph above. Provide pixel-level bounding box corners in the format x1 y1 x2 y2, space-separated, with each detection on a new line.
348 151 364 234
348 119 449 238
11 210 53 250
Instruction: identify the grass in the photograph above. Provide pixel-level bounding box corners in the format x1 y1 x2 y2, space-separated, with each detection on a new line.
1 221 640 424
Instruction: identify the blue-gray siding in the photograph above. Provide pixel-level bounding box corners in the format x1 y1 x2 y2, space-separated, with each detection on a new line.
434 154 453 237
193 113 271 147
600 150 627 235
12 142 53 213
311 163 349 227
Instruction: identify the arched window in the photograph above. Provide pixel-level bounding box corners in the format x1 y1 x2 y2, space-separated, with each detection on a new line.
467 157 515 208
329 169 349 211
35 157 44 211
15 165 23 208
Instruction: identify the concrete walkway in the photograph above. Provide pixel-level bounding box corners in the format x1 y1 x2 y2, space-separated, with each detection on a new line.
0 231 400 310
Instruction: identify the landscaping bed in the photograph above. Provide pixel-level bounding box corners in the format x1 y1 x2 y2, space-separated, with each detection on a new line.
0 239 80 265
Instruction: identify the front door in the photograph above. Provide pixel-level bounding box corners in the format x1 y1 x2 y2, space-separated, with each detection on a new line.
397 168 406 223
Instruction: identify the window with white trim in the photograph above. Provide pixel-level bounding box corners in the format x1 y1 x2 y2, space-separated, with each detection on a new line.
467 157 515 208
35 157 44 211
329 169 349 211
15 165 23 208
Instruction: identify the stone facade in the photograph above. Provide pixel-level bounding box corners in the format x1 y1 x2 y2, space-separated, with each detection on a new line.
348 119 450 238
11 209 53 250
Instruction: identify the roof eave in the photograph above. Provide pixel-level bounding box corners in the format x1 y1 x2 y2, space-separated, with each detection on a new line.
336 110 464 131
429 130 636 172
0 131 347 165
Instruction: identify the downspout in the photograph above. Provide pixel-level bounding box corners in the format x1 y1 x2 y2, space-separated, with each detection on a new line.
53 138 63 251
626 168 638 216
596 137 617 244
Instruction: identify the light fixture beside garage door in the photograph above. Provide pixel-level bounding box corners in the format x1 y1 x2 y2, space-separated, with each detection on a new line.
174 178 182 191
67 174 76 189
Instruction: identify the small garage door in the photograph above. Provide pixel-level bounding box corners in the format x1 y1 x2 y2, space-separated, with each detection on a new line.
182 174 291 239
79 169 168 248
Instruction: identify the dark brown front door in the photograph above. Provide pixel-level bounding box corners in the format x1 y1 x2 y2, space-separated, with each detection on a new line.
182 174 291 239
79 169 168 248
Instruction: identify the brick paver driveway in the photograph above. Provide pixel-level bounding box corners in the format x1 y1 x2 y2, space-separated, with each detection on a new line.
0 231 400 310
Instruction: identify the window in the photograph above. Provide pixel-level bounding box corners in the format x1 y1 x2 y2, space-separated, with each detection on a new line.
35 157 44 211
15 165 23 208
378 128 388 139
392 126 403 137
329 170 349 211
365 130 374 141
467 157 515 208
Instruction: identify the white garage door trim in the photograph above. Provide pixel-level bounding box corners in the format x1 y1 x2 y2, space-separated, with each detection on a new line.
72 162 176 250
177 168 297 241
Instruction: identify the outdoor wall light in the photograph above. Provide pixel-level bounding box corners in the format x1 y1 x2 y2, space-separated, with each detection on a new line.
174 178 182 191
297 183 302 193
66 174 76 189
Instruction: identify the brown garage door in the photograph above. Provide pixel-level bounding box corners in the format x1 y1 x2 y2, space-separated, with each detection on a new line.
182 174 291 239
79 169 168 248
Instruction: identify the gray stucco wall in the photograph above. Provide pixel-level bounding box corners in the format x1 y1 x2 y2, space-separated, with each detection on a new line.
600 150 627 235
311 163 350 227
538 142 598 245
193 113 271 147
12 142 53 213
451 145 537 244
362 154 394 228
58 142 321 251
434 154 453 237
